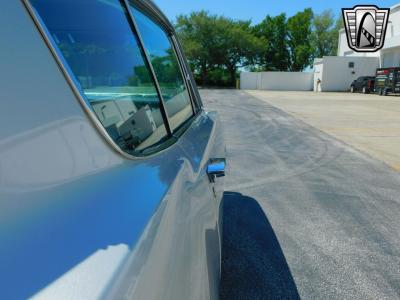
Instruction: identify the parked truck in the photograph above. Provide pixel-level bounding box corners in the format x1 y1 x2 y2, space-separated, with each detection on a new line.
375 67 400 96
350 76 375 94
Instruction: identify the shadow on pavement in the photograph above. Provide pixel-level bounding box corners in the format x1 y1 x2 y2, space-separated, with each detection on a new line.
220 192 300 300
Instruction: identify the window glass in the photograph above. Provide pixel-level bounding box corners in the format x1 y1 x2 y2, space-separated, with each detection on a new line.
130 6 194 131
30 0 169 155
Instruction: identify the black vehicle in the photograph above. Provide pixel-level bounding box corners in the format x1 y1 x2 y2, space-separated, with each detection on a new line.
350 76 375 94
375 67 400 96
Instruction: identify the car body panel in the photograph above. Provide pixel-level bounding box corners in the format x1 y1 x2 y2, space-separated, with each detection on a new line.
0 1 224 299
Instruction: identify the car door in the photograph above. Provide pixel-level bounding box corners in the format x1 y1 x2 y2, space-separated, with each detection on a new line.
0 1 224 299
352 78 358 91
355 77 363 91
106 4 226 299
362 78 370 90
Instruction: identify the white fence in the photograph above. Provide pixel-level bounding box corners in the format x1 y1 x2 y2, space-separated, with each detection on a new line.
240 72 314 91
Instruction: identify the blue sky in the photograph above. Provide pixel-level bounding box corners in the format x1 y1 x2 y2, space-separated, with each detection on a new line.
153 0 399 24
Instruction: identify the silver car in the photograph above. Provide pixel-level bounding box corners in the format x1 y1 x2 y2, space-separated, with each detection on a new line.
0 1 226 299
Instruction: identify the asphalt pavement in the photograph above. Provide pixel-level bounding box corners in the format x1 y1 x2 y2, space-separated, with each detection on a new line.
246 90 400 172
201 89 400 300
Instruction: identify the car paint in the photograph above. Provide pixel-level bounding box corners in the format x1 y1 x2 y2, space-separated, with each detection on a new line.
0 1 225 299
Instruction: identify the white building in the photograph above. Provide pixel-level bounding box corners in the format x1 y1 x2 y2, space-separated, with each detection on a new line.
314 3 400 92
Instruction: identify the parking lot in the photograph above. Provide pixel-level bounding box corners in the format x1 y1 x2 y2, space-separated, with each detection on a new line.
246 90 400 171
202 90 400 299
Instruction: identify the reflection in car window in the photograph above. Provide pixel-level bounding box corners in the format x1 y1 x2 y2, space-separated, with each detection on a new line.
131 6 194 132
30 0 169 155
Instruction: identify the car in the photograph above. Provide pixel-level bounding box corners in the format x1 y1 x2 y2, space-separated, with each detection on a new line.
0 1 226 299
350 76 375 94
375 67 400 96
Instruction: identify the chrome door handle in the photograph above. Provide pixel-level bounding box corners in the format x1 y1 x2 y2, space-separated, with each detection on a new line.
207 158 226 182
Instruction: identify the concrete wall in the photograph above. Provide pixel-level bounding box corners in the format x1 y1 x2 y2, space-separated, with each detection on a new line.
316 56 379 92
240 72 313 91
240 72 259 90
381 46 400 67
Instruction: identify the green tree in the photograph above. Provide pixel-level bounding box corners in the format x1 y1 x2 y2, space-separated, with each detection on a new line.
331 17 344 56
175 8 345 87
312 10 343 58
176 11 262 86
253 14 290 71
175 11 225 86
287 8 314 71
219 19 264 85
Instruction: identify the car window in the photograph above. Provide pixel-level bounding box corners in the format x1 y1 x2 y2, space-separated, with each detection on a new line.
30 0 170 155
130 5 194 132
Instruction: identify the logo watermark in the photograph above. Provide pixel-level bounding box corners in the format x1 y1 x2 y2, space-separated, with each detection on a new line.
342 5 390 52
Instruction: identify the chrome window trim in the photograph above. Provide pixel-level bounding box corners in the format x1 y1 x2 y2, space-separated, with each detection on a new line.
22 0 139 160
128 2 197 128
170 34 202 111
173 35 204 109
21 0 185 159
130 0 174 32
169 34 197 116
22 0 203 158
121 0 173 136
130 0 203 111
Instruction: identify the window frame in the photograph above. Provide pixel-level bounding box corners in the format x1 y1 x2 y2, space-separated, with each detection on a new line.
172 34 204 109
126 2 198 132
129 0 203 112
22 0 203 159
171 34 203 112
